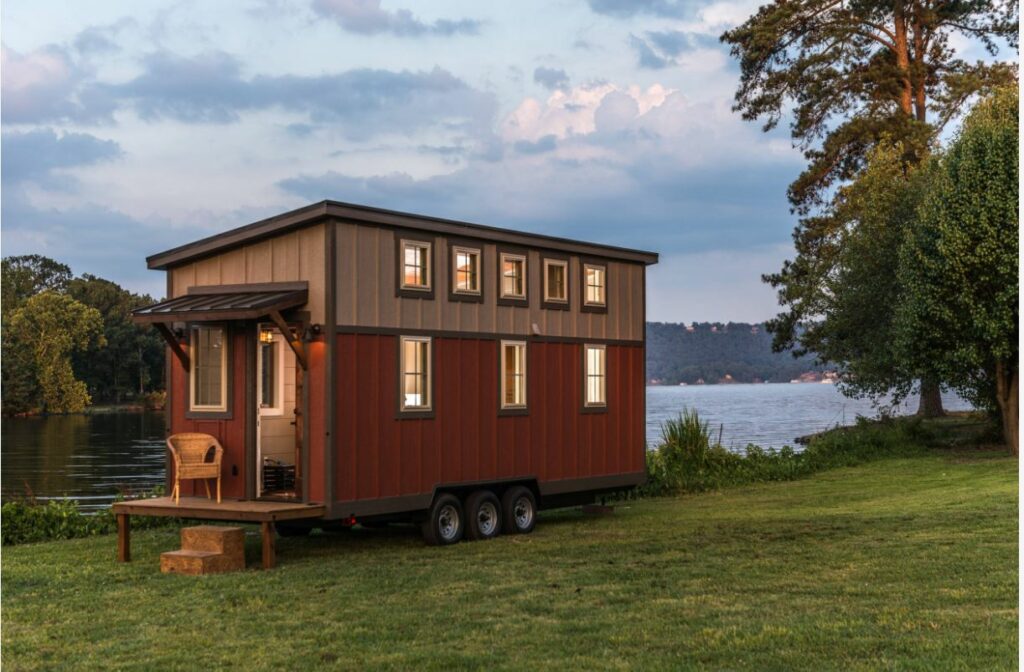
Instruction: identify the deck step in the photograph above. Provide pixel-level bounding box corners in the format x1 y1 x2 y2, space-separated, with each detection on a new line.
160 549 245 575
180 525 245 556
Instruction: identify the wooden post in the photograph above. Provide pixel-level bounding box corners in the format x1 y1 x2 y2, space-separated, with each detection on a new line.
117 514 131 562
261 521 276 569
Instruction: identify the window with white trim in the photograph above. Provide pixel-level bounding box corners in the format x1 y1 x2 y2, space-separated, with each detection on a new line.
453 246 481 294
544 259 568 303
584 344 606 407
501 341 527 409
191 326 228 412
584 264 606 306
500 253 526 299
401 240 432 290
400 336 432 411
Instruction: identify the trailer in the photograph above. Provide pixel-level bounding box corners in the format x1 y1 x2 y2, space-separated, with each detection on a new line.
122 200 657 557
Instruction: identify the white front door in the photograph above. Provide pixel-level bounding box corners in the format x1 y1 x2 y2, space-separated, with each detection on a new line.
256 328 296 496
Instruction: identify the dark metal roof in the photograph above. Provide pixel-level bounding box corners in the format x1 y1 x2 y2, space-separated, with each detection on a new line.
131 282 308 323
145 200 660 270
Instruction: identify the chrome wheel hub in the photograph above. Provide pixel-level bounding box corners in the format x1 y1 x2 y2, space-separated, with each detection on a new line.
438 504 460 541
514 497 533 529
477 502 498 536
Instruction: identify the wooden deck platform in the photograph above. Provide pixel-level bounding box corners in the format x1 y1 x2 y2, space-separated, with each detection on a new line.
112 497 326 569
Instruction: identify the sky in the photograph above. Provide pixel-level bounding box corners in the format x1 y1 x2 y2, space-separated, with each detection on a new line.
3 0 831 321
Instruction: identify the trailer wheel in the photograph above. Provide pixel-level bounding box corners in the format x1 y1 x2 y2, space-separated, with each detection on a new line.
464 490 502 541
501 486 537 534
422 493 464 546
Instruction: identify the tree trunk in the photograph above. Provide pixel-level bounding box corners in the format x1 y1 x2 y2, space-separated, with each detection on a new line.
893 9 914 115
916 378 944 418
911 8 927 121
995 360 1018 455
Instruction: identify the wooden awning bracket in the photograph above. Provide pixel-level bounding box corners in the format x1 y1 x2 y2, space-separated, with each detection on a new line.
154 322 190 372
268 310 308 370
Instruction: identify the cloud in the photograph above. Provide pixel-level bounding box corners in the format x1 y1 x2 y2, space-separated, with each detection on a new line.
278 82 800 258
630 35 672 69
98 51 496 137
513 135 557 154
0 44 113 124
586 0 686 18
630 31 726 69
533 67 570 91
0 187 199 298
312 0 481 37
1 129 122 189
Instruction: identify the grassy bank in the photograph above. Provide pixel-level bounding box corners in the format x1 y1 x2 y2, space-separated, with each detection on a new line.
2 435 1016 670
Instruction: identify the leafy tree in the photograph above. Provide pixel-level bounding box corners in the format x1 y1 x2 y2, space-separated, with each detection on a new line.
896 86 1018 451
68 275 164 403
1 255 72 314
7 292 105 413
722 0 1018 415
794 142 945 409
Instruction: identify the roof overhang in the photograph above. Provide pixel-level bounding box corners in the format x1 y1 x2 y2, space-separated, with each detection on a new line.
131 282 308 324
144 200 660 270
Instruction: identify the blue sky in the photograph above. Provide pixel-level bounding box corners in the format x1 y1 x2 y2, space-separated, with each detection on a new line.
2 0 817 321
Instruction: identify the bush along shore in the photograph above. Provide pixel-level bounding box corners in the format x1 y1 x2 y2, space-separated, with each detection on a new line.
1 488 177 546
640 408 997 496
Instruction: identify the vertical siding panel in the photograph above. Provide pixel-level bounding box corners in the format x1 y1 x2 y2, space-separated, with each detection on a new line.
246 241 273 283
358 226 376 328
220 248 245 283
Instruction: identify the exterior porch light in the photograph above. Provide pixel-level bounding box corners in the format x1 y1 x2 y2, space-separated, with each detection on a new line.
259 328 275 344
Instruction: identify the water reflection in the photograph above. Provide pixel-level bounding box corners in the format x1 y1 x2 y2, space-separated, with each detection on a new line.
2 412 166 512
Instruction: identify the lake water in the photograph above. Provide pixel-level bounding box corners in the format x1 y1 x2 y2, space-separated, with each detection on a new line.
646 384 972 449
2 412 167 512
1 385 972 509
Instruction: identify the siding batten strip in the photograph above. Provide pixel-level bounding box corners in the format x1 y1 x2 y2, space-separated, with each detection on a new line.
324 223 336 506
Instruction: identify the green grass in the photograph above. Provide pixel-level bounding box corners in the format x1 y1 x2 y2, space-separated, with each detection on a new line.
2 448 1017 670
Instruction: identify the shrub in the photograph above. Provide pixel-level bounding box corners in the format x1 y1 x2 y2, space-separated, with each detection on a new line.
1 487 177 546
641 409 932 497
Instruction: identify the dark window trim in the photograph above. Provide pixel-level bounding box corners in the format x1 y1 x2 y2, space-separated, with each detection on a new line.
497 339 529 416
497 245 529 307
581 343 608 414
185 322 234 420
335 324 644 347
395 230 436 300
447 238 484 304
396 335 436 419
541 253 571 311
580 257 609 315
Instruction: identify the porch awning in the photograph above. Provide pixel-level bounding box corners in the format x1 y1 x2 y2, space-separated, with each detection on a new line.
131 282 308 324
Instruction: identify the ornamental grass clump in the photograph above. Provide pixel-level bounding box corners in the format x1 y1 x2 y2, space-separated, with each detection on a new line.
643 408 937 497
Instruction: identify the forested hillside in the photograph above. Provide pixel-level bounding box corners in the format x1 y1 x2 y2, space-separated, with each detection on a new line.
646 322 827 385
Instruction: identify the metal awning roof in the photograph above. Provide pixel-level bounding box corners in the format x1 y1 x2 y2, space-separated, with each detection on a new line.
131 282 308 323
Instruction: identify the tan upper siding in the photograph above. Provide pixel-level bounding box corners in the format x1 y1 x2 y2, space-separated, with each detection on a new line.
335 221 644 341
169 224 326 324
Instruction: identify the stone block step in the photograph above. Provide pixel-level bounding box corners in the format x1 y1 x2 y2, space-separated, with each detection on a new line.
160 549 245 575
180 525 245 558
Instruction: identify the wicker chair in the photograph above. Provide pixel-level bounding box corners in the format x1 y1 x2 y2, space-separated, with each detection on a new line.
167 433 224 504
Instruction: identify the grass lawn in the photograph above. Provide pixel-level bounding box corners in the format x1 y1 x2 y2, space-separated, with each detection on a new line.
2 448 1017 671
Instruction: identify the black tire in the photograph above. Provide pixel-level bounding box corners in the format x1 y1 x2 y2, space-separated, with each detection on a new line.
421 493 464 546
501 486 537 535
464 490 502 541
276 522 312 537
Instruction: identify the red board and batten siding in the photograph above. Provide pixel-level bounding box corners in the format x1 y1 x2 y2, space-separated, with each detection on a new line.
333 334 645 511
169 327 249 500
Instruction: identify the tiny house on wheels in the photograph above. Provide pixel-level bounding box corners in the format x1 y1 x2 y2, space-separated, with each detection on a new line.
116 200 657 565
